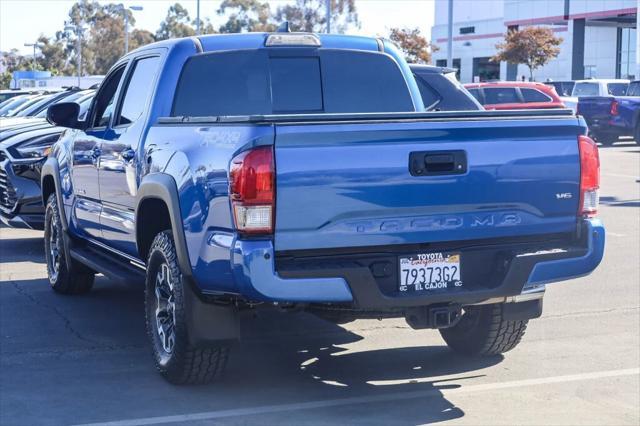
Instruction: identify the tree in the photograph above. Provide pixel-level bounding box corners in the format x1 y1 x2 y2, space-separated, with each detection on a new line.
217 0 275 33
156 3 196 40
129 29 156 50
493 26 562 81
389 28 438 64
0 49 28 89
275 0 359 34
35 35 73 75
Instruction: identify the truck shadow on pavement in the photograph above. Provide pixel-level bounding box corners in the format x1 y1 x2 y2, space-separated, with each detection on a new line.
2 271 503 425
600 196 640 208
0 236 45 264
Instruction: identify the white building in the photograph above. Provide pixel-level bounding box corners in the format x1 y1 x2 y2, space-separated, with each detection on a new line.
431 0 638 83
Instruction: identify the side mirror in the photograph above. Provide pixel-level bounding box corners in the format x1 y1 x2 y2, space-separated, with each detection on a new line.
47 102 83 129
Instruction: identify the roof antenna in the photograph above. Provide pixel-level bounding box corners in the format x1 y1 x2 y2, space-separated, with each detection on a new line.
277 21 291 33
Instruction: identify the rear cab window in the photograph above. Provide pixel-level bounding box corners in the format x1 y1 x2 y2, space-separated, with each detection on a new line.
172 49 415 117
573 82 599 96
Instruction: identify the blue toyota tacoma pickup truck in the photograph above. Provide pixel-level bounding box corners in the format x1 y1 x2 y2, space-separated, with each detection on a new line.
41 31 605 384
578 92 640 145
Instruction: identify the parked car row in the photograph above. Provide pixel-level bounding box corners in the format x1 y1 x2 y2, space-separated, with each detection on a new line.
0 89 96 229
461 78 639 146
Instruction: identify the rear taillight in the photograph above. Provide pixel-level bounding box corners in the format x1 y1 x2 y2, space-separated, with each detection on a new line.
229 146 274 235
578 135 600 217
610 100 619 116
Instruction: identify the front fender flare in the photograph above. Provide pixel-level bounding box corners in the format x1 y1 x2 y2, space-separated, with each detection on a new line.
41 157 68 231
136 173 193 279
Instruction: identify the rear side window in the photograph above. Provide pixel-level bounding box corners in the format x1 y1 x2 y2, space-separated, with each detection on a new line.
627 82 640 96
172 49 414 117
521 88 551 103
413 74 441 110
116 56 161 126
467 88 482 102
483 88 519 104
607 83 629 96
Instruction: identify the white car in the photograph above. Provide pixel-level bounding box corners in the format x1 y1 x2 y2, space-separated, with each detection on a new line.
561 79 630 111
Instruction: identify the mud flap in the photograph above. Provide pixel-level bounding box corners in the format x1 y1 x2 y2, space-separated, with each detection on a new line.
503 298 543 321
183 278 241 347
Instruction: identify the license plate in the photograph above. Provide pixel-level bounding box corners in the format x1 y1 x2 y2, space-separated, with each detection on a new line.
399 252 462 292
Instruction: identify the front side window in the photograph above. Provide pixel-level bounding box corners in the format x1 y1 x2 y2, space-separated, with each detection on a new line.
116 56 161 126
91 66 126 128
483 88 519 104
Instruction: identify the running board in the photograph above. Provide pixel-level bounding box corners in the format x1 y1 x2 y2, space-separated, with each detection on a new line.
69 246 145 285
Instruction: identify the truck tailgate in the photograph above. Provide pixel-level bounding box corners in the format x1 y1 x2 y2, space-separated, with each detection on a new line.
578 96 614 122
274 116 582 251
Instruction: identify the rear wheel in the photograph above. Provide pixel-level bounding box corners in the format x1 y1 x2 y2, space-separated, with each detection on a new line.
593 132 617 146
145 230 229 385
44 194 94 294
439 303 528 356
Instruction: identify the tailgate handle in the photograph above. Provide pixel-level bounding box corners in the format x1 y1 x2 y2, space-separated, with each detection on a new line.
409 150 467 176
425 154 455 171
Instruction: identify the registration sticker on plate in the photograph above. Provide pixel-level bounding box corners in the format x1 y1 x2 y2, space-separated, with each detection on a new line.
399 253 462 292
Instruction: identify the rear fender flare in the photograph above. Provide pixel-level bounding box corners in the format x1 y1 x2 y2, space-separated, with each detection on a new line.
135 173 193 279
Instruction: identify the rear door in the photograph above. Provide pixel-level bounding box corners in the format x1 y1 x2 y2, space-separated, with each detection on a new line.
274 115 582 251
99 54 162 255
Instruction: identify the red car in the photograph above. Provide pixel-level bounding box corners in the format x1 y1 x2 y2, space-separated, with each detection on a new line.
464 82 565 110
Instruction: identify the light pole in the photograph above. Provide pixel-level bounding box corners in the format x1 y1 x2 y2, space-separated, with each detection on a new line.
447 0 453 68
65 23 85 87
23 42 43 71
196 0 201 35
121 4 143 54
326 0 331 33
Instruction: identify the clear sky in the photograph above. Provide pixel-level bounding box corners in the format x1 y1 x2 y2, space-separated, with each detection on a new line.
0 0 435 54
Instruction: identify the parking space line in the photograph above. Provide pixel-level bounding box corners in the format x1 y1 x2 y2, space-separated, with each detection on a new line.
75 368 639 426
602 173 640 179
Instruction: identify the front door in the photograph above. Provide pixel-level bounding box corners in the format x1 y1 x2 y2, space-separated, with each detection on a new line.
99 55 162 256
71 65 126 239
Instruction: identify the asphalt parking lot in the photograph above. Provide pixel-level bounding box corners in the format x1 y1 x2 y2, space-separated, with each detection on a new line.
0 143 639 426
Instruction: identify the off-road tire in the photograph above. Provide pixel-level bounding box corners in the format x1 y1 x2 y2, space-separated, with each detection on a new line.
44 194 94 294
439 303 528 356
145 230 229 385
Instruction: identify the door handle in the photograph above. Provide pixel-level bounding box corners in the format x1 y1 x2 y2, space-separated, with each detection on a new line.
121 148 135 162
91 147 101 159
